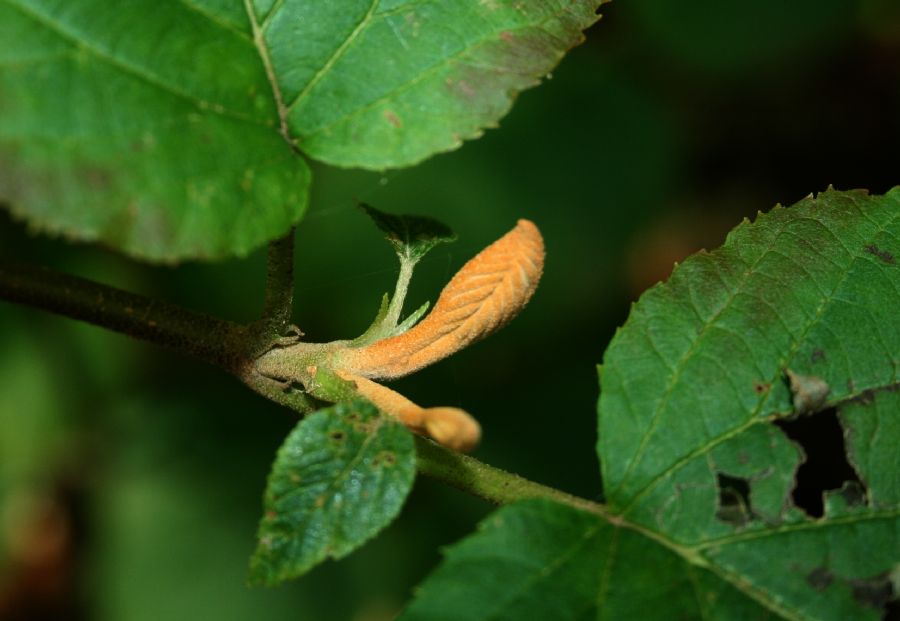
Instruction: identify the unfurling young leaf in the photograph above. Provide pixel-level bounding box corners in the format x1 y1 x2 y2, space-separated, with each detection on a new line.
253 217 545 452
338 219 544 380
249 401 415 586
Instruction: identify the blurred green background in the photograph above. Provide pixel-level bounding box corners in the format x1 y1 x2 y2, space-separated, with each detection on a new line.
2 1 899 619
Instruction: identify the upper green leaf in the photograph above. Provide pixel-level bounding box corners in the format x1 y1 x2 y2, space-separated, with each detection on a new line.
256 0 605 169
360 203 456 263
402 188 900 621
0 0 603 261
249 400 415 585
0 0 310 261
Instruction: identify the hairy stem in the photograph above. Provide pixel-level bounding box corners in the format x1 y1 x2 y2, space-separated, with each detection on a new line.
0 260 248 370
0 259 614 520
384 257 414 329
261 227 296 334
414 437 607 515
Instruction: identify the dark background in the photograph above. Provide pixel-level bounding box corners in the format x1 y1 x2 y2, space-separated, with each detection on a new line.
2 1 899 619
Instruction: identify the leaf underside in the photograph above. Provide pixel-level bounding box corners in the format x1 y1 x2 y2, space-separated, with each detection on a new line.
249 401 415 585
0 0 603 261
360 203 456 262
402 188 900 620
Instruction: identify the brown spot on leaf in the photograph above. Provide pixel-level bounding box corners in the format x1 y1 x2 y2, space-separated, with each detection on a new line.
849 572 895 610
265 510 277 520
383 109 402 128
864 244 896 265
753 381 770 395
500 31 514 42
807 567 834 591
811 349 826 363
373 451 397 467
329 430 346 442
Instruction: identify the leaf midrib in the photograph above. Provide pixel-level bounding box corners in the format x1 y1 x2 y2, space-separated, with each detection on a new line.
285 0 379 112
272 412 390 568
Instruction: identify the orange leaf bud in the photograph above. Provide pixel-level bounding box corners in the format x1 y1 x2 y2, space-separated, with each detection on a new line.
338 219 543 380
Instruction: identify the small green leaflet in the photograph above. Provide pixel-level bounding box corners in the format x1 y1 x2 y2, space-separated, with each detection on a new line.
402 188 900 620
0 0 603 261
360 203 456 263
249 401 415 585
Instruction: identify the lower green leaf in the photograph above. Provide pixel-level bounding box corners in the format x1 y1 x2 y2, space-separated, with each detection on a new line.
399 500 776 621
399 500 611 621
249 401 415 586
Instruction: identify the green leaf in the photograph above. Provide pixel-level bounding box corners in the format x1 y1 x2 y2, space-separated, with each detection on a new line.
399 500 776 621
0 0 603 261
256 0 605 169
249 400 415 585
353 293 392 346
396 300 430 333
360 203 456 263
596 187 900 618
403 189 900 621
0 0 310 261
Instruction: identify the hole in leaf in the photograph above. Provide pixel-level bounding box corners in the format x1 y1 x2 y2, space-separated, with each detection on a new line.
715 473 753 526
885 598 899 621
329 430 346 442
774 409 866 518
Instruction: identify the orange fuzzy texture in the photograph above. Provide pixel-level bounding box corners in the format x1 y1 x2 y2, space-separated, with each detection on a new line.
340 219 544 380
337 371 481 452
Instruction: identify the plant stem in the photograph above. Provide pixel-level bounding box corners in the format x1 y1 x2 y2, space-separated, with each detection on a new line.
261 227 296 334
0 259 616 520
414 436 608 516
0 260 248 370
384 257 414 329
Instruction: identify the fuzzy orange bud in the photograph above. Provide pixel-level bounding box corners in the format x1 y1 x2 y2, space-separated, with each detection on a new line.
338 219 544 380
336 371 481 452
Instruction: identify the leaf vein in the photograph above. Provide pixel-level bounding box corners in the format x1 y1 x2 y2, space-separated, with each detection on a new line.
286 0 380 112
2 0 267 126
